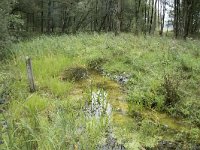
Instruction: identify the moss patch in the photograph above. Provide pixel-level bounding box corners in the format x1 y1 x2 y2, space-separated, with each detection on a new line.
61 66 88 81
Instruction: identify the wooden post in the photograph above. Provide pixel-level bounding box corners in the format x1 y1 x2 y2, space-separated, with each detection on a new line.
26 56 36 92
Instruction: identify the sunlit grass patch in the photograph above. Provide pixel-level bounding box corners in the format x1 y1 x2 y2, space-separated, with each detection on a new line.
8 94 49 119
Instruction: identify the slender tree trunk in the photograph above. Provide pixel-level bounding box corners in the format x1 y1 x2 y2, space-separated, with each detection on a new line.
174 0 180 38
144 0 147 35
149 0 154 34
153 0 158 32
47 0 52 33
158 0 160 26
51 1 54 32
160 0 166 36
135 0 141 35
26 13 29 31
94 0 98 31
183 0 192 39
62 10 66 32
147 0 151 29
114 0 121 36
32 13 35 32
41 0 44 33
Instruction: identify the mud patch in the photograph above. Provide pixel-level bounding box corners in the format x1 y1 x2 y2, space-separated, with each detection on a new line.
98 134 126 150
61 66 88 81
145 140 200 150
83 89 126 150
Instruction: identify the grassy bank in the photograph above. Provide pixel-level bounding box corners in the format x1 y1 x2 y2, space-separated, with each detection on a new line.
0 33 200 149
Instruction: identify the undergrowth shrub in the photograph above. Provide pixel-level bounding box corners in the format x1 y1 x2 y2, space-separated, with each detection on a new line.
169 102 200 126
128 72 181 113
139 120 158 137
87 57 107 72
180 59 193 72
175 127 200 144
138 119 159 146
162 74 180 107
61 66 88 81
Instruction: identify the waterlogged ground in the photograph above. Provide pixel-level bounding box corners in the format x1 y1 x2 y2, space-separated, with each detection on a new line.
68 70 196 149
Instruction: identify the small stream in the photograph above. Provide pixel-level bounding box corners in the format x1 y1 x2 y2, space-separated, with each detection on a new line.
68 71 196 149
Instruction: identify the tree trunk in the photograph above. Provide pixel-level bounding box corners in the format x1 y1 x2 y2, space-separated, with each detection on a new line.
144 0 147 35
153 0 158 32
174 0 180 38
47 0 52 33
160 0 166 36
32 13 35 32
183 0 192 39
135 0 141 35
26 13 29 32
114 0 121 36
149 0 154 34
41 0 44 33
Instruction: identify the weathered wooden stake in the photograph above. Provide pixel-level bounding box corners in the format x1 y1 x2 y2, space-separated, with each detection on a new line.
26 56 36 93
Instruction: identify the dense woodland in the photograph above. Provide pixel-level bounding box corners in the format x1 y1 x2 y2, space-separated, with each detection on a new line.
1 0 200 51
9 0 200 35
5 0 200 36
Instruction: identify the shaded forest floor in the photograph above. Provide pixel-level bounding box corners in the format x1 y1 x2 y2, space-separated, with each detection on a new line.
0 33 200 149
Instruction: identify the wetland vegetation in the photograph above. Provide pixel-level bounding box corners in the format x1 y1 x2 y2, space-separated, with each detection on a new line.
0 34 200 149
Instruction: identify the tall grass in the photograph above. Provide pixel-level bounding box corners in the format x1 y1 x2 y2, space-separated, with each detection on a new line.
0 33 200 149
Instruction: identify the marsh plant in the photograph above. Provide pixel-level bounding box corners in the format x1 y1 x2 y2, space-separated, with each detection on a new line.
85 89 112 120
1 98 109 150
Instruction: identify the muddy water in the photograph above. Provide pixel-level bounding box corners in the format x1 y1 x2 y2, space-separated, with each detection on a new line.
68 71 192 146
69 71 129 121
